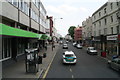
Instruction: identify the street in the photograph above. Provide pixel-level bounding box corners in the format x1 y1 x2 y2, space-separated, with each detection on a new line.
45 42 120 78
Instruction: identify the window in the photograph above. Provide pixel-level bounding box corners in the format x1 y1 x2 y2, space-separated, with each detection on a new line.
32 0 39 8
94 23 96 28
110 3 113 10
111 16 113 22
19 0 24 10
99 30 101 35
99 12 101 17
24 2 29 16
31 9 39 22
2 38 11 59
94 15 96 20
116 2 119 6
7 0 18 7
19 1 29 16
111 27 113 34
104 8 106 14
13 0 18 7
116 26 119 34
99 21 101 27
104 18 107 25
104 28 107 35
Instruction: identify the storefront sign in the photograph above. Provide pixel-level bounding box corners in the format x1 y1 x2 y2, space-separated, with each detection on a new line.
118 35 120 43
118 35 120 40
107 35 118 40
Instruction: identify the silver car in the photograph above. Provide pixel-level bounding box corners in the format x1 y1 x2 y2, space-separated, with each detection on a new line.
63 44 68 49
108 58 120 72
76 44 82 49
87 47 97 55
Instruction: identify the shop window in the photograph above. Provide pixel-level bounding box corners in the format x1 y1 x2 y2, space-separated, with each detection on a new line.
2 38 11 59
17 38 25 55
116 26 119 34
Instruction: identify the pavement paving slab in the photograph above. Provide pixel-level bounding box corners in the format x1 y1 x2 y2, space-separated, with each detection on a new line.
2 43 59 79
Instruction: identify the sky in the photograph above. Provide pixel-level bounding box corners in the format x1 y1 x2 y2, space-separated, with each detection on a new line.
41 0 108 37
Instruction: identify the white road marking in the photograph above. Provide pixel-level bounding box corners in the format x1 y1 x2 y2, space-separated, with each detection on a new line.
72 75 74 78
70 68 72 72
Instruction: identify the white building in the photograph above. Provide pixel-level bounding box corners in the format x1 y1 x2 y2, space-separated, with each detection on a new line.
82 17 93 46
92 1 120 56
0 0 48 68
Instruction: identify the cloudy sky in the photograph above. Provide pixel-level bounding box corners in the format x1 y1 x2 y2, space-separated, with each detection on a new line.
41 0 108 37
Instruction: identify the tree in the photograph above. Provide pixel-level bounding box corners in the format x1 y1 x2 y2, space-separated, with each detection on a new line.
68 26 76 39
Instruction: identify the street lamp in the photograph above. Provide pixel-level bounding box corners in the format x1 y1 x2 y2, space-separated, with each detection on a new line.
52 17 63 51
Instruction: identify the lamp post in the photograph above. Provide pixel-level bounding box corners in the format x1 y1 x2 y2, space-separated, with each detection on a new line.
52 18 63 51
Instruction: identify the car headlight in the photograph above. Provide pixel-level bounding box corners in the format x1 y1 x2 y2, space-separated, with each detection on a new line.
108 60 111 63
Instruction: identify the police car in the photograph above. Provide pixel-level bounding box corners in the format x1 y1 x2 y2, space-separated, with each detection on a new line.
63 51 77 64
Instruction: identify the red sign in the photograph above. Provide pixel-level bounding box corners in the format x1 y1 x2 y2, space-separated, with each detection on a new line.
118 35 120 41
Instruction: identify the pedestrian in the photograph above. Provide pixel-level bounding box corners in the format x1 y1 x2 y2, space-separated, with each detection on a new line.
52 42 54 51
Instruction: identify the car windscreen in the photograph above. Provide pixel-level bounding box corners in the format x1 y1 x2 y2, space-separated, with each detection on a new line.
65 54 74 57
89 47 95 50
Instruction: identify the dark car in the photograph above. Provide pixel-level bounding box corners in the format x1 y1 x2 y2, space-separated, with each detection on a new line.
108 58 120 72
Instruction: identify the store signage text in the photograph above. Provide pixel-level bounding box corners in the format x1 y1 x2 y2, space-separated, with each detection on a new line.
107 35 117 40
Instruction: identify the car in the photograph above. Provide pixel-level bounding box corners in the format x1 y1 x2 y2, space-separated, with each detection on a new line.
73 42 77 47
63 51 77 64
107 58 120 72
76 44 82 49
63 44 68 49
59 41 63 44
87 47 97 55
66 41 69 43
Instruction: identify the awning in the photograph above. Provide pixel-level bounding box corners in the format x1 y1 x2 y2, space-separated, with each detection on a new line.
38 34 49 40
0 23 48 40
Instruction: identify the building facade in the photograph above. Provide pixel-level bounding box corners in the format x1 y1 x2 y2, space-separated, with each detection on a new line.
74 27 82 43
0 0 48 67
92 1 120 56
82 17 93 47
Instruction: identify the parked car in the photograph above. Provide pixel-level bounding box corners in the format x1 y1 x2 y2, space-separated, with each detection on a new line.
63 51 77 64
59 41 63 44
87 47 97 55
63 44 68 49
73 42 77 47
66 41 69 43
107 58 120 72
76 44 82 49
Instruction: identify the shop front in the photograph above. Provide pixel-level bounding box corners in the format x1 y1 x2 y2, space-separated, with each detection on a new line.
92 36 101 50
0 23 48 67
118 35 120 55
106 35 118 56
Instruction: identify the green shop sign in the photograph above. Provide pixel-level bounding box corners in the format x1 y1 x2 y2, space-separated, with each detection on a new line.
0 23 48 40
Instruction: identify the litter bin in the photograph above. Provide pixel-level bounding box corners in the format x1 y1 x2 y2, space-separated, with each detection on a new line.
101 51 106 57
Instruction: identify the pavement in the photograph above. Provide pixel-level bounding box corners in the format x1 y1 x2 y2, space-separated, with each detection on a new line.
2 43 59 79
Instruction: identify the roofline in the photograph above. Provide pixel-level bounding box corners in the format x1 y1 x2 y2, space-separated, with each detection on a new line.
92 2 107 16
